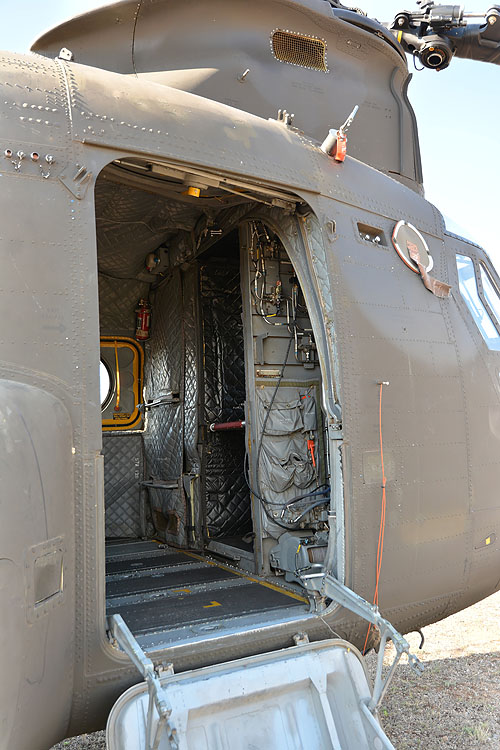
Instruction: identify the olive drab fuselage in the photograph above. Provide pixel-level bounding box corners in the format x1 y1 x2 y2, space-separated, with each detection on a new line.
1 2 500 748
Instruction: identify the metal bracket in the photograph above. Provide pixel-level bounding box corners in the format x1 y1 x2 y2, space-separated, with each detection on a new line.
138 392 181 411
276 108 294 126
59 163 93 199
108 614 178 750
254 332 269 365
301 572 424 710
293 631 310 646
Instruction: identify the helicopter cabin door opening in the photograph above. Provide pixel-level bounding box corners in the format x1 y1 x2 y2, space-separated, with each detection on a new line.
96 158 330 645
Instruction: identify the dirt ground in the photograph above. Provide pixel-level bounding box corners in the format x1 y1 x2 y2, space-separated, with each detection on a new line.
373 589 500 749
51 590 500 750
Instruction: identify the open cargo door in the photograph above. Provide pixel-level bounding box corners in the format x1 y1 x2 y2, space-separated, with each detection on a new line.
106 616 394 750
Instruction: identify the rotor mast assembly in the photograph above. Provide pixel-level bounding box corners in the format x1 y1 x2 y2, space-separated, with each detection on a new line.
387 2 500 70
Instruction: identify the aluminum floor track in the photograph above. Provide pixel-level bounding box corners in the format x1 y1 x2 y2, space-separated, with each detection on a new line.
105 540 307 638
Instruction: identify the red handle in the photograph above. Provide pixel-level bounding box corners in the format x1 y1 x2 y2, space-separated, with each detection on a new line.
209 420 245 432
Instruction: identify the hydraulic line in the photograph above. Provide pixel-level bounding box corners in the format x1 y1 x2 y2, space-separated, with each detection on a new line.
282 499 329 525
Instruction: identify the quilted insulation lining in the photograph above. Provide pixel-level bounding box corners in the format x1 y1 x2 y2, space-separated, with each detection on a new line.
141 260 251 542
95 180 199 278
200 262 251 538
99 274 150 337
143 271 186 546
103 434 144 537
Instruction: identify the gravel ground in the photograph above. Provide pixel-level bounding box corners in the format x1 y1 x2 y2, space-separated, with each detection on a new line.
51 734 106 750
51 590 500 750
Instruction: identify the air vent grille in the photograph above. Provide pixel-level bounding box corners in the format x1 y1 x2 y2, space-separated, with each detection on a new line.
271 30 328 72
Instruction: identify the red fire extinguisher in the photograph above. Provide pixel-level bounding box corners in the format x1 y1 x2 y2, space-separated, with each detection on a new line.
135 299 151 341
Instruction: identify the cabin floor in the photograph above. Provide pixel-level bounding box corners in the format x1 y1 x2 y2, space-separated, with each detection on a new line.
105 539 308 649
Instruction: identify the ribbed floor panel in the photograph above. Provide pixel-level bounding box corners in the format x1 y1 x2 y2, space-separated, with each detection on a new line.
107 564 234 598
107 552 192 576
105 539 305 639
105 540 167 559
107 580 301 634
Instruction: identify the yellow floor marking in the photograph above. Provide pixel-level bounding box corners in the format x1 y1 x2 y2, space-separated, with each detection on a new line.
203 601 221 608
181 550 308 603
183 550 216 566
172 588 191 594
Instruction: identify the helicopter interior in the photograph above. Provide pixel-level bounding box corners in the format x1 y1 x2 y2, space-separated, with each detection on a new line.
96 159 330 645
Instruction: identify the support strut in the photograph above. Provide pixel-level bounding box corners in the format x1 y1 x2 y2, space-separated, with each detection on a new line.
301 572 424 710
108 614 179 750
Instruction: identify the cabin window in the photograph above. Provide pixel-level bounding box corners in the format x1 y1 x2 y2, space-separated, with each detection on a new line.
456 254 500 350
100 337 144 430
100 359 113 410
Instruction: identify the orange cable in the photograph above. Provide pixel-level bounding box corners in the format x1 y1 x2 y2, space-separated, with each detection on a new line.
363 383 387 655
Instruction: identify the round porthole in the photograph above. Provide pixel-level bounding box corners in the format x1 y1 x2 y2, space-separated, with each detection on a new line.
392 220 433 274
100 359 113 411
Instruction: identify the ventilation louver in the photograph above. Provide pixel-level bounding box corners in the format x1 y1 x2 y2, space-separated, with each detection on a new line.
271 30 328 72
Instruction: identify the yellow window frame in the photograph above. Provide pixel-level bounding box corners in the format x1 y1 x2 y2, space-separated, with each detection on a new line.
101 336 144 431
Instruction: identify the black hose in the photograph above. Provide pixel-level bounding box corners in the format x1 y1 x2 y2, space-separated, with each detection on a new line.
243 455 329 507
244 441 329 529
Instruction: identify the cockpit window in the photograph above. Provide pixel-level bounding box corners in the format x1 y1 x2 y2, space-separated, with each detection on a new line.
456 254 500 350
480 264 500 327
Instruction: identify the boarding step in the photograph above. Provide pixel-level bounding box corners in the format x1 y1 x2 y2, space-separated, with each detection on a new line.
107 615 395 750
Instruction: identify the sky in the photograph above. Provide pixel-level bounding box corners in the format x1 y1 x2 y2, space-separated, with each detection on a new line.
1 0 499 266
